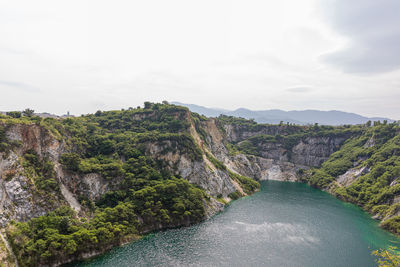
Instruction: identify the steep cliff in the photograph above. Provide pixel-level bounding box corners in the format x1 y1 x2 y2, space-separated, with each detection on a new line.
0 105 257 266
203 116 400 237
0 104 397 266
298 123 400 235
197 115 357 183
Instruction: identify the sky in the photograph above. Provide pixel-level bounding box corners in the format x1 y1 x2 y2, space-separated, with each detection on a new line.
0 0 399 119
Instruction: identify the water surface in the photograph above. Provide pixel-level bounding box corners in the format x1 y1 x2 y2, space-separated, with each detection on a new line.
74 181 400 266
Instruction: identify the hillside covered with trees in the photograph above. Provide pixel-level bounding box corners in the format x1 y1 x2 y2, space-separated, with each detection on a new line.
0 102 399 266
0 103 259 266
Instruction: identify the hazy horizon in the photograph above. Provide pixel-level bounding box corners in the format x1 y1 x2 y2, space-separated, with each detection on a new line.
2 100 396 122
1 0 399 119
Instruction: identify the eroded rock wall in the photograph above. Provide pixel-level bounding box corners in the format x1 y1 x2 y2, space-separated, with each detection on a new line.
200 120 350 182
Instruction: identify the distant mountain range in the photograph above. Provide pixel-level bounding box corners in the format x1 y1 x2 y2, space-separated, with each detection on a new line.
172 102 394 125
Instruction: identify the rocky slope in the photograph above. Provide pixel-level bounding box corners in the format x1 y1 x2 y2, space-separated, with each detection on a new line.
198 116 355 183
0 104 396 266
298 123 400 235
0 106 257 266
204 116 400 237
0 112 242 229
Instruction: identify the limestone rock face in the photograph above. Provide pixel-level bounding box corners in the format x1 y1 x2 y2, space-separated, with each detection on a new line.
0 174 48 227
202 120 348 183
336 166 369 187
224 124 291 143
81 173 110 201
0 116 351 227
0 112 368 266
224 154 299 182
145 141 237 197
291 137 346 167
0 124 66 227
203 197 225 218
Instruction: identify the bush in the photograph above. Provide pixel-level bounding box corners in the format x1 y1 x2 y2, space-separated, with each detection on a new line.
228 170 260 194
228 191 242 200
206 152 226 170
6 111 21 118
60 153 81 171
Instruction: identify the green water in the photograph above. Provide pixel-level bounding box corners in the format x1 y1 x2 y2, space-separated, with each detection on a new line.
73 181 400 266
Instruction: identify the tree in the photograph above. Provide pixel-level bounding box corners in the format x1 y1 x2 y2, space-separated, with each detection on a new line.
144 101 152 109
6 111 21 118
22 108 34 117
372 246 400 266
366 120 372 127
60 153 81 171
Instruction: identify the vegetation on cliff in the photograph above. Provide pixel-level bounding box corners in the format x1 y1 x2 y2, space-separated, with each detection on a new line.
217 115 363 158
5 102 399 265
217 115 400 235
1 103 259 266
7 176 206 266
299 122 400 234
372 246 400 266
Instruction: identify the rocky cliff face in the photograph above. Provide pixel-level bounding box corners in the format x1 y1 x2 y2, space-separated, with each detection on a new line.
0 109 356 266
0 115 349 227
144 141 238 197
0 124 65 227
223 124 294 143
0 122 235 230
199 119 350 183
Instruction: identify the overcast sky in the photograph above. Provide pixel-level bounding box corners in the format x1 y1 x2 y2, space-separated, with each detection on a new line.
1 0 399 119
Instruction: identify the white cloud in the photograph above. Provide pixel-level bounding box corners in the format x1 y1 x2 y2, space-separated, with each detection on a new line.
319 0 400 74
0 0 399 119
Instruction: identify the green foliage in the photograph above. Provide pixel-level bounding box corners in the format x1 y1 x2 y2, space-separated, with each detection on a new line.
0 125 22 153
0 126 7 152
8 177 207 266
228 191 242 200
371 205 390 218
372 246 400 266
237 140 259 156
7 205 139 266
228 170 260 195
225 142 240 156
300 123 400 234
129 177 206 225
6 111 21 118
23 149 59 192
0 126 5 141
6 103 214 265
230 122 362 158
206 152 226 170
381 216 400 234
22 108 35 117
217 115 264 131
307 169 335 188
60 153 81 171
191 113 210 144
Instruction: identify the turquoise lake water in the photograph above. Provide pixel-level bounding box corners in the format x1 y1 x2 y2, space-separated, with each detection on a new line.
73 181 400 266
